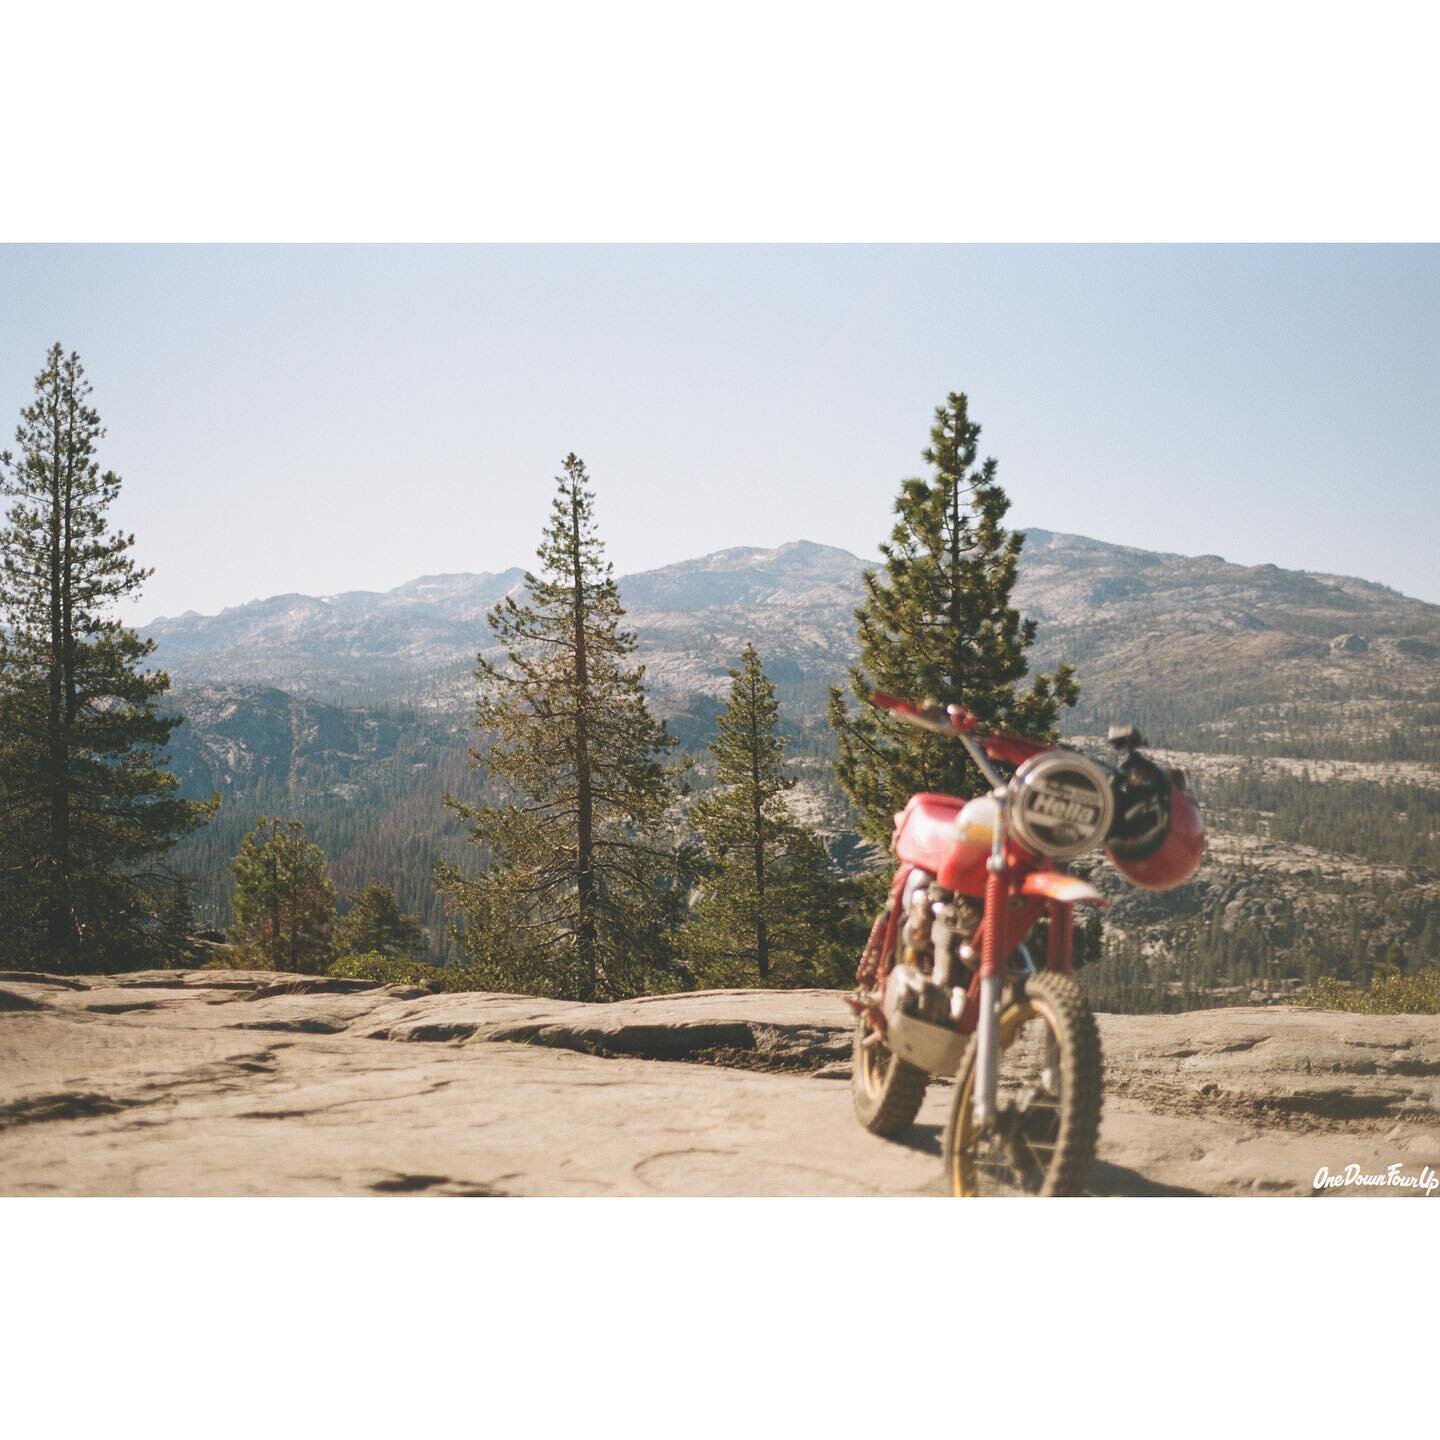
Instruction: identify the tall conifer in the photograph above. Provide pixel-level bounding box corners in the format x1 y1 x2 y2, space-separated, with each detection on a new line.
335 881 427 960
435 454 686 1001
687 643 854 986
827 392 1079 845
0 345 213 968
230 817 336 972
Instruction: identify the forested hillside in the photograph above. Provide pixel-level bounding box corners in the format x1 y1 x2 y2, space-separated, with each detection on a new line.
157 529 1440 1005
164 687 479 956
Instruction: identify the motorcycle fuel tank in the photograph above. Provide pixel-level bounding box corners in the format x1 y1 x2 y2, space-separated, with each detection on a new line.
892 792 995 897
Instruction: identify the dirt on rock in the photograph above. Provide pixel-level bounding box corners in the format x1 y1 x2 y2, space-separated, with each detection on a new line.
0 970 1436 1197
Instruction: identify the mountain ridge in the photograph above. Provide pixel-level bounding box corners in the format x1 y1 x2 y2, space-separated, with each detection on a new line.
148 528 1440 978
143 532 1440 694
145 528 1439 637
143 527 1440 758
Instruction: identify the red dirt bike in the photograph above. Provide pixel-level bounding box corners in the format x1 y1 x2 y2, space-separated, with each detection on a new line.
847 692 1204 1196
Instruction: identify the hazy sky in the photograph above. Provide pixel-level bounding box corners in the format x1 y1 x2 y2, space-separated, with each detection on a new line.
2 244 1437 624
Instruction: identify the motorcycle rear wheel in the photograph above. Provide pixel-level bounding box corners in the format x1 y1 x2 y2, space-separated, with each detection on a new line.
851 1014 928 1136
943 970 1102 1197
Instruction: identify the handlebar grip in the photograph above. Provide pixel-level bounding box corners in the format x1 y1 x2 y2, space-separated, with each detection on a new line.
871 691 981 735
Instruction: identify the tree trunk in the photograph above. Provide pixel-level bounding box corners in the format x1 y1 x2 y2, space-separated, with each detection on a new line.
269 829 281 969
749 675 769 983
570 480 597 999
45 380 71 965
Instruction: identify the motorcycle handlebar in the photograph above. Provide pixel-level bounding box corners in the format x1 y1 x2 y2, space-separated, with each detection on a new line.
870 691 979 735
869 691 1051 767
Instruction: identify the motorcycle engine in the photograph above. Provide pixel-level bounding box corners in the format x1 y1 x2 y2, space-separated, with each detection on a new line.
897 869 936 972
898 870 981 983
883 871 1025 1076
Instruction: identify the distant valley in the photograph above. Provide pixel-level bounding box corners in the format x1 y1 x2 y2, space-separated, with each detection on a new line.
149 530 1440 988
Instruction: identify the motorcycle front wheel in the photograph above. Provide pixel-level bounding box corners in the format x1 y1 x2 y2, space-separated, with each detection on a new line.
943 970 1102 1197
851 1014 928 1136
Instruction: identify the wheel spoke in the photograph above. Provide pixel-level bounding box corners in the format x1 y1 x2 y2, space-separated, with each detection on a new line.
951 979 1094 1198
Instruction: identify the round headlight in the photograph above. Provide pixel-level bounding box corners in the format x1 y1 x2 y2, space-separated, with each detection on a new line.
1008 751 1115 861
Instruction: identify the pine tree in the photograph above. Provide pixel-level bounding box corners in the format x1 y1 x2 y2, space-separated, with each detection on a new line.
434 454 687 1001
1419 915 1440 967
0 344 214 970
230 817 336 973
686 643 855 987
335 880 427 960
827 391 1080 845
156 873 198 967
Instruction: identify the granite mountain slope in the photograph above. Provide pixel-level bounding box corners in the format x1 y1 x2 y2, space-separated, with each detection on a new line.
146 530 1440 758
147 531 1440 982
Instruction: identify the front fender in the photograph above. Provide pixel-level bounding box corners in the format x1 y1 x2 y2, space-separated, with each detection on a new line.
1020 871 1109 907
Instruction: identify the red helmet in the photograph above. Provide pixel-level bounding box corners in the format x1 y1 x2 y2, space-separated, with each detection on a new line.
1105 755 1205 891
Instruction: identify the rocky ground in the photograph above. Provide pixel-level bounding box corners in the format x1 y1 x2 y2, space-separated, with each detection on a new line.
2 970 1437 1197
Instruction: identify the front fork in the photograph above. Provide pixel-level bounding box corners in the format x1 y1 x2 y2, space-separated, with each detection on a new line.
968 791 1079 1129
971 788 1009 1133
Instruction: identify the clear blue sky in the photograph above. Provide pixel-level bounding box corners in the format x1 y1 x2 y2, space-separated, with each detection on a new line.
2 244 1437 623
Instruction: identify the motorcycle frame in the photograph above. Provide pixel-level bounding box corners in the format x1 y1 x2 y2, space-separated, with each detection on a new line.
856 691 1103 1133
860 854 1074 1056
858 761 1081 1135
